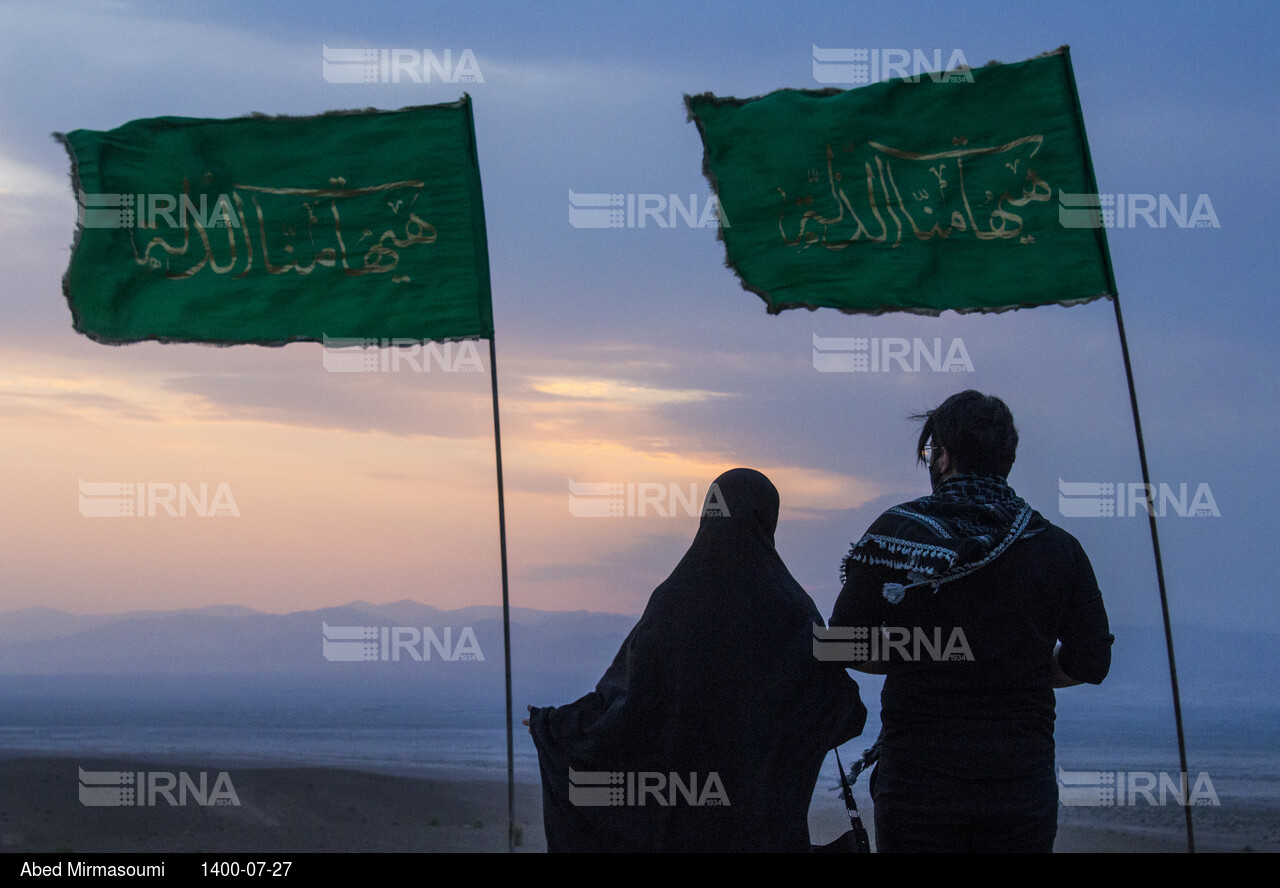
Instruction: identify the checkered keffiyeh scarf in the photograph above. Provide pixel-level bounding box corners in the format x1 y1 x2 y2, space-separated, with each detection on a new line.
841 474 1044 604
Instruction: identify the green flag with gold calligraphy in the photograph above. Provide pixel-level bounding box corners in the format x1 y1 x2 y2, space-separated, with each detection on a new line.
57 97 493 344
685 48 1116 315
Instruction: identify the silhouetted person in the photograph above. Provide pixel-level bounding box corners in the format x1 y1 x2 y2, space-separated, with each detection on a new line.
831 391 1112 853
529 468 866 852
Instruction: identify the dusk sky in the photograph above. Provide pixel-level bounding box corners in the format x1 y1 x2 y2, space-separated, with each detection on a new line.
0 0 1274 643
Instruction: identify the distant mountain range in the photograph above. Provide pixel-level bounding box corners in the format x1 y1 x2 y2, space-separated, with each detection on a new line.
0 602 1273 710
0 601 636 713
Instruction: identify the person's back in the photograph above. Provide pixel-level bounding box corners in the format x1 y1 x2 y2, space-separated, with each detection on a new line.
835 517 1110 780
530 468 867 852
830 392 1112 852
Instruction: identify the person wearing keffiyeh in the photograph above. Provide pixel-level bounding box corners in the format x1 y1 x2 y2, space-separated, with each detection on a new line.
831 391 1113 853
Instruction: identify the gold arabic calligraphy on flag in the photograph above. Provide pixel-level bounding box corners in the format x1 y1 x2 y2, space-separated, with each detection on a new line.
777 135 1052 251
130 176 438 282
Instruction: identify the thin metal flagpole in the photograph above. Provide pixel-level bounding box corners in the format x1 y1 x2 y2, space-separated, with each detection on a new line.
1063 47 1193 852
1111 294 1195 853
487 335 516 853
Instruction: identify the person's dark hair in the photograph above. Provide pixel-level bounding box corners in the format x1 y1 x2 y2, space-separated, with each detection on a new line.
913 391 1018 478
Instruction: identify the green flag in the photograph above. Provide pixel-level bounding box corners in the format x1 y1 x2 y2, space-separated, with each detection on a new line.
686 48 1115 316
57 97 493 345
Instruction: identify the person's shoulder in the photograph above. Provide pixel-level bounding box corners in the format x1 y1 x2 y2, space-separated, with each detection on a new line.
862 497 931 533
1019 512 1096 565
1026 513 1084 546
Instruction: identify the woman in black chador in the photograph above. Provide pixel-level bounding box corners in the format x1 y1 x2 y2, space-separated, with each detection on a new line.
527 468 866 852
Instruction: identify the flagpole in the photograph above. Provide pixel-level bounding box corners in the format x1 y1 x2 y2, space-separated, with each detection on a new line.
487 335 516 853
1063 46 1193 853
1111 295 1195 853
